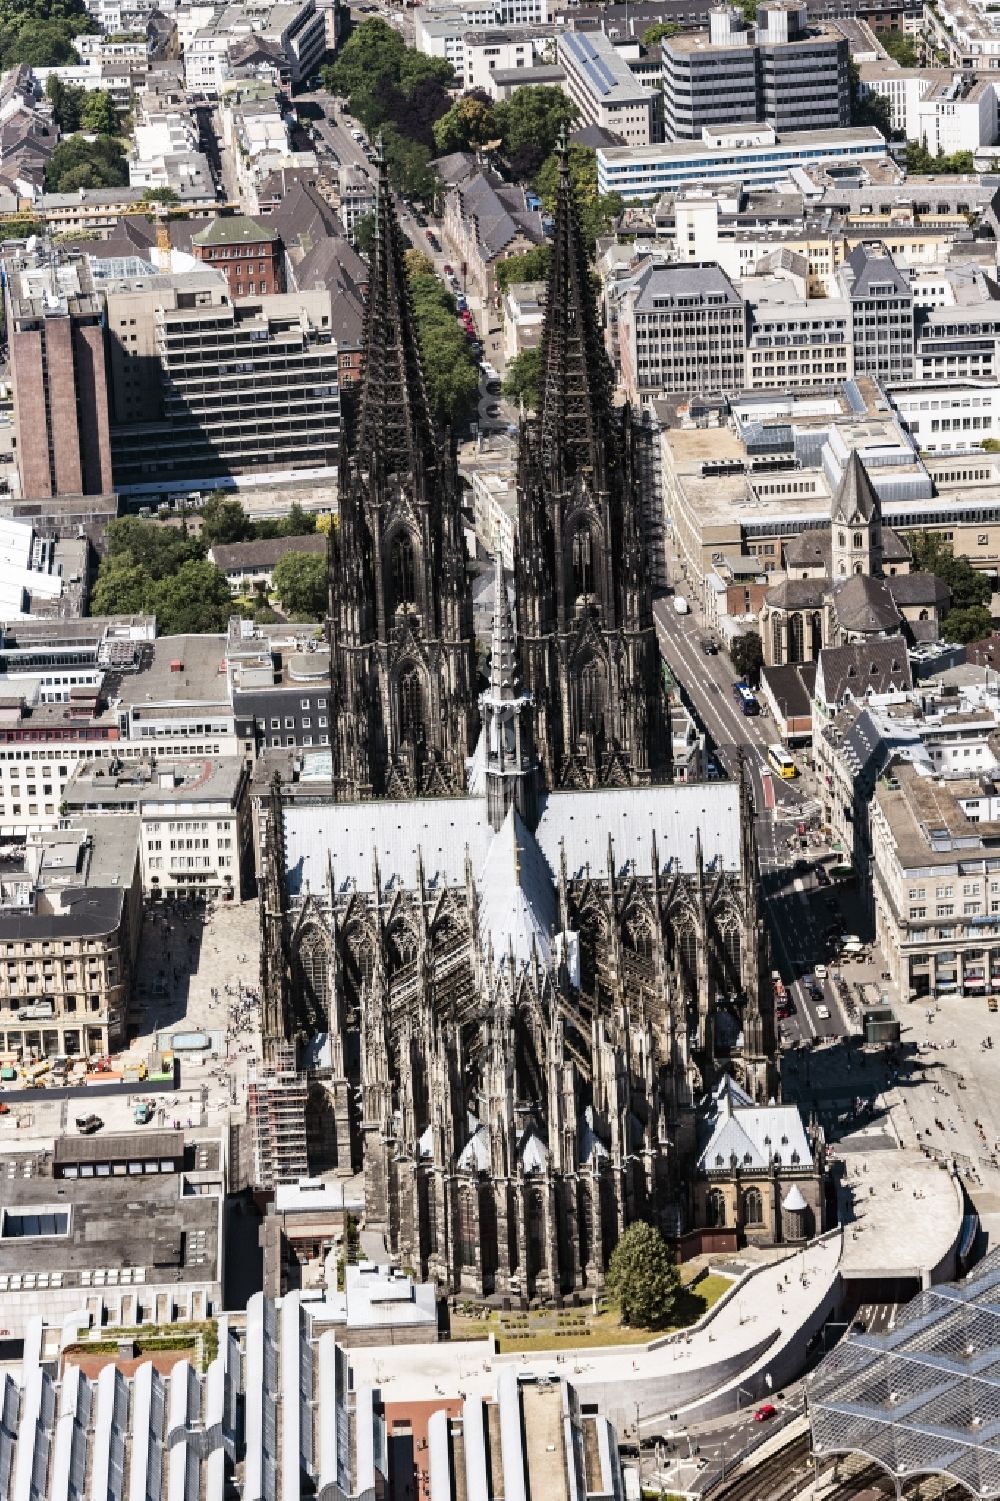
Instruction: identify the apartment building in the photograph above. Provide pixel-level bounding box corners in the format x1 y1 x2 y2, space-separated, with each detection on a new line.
871 751 1000 1002
104 269 340 489
226 621 333 752
62 755 253 901
597 125 887 201
4 251 112 500
462 26 556 92
838 240 915 383
192 214 284 297
558 29 658 146
0 820 142 1059
337 163 375 241
617 262 747 399
660 3 848 142
184 0 326 91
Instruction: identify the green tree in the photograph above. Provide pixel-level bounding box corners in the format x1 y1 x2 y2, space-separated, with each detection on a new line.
199 494 252 547
535 145 623 251
354 210 376 260
881 30 919 66
496 243 551 296
79 88 119 136
432 93 497 154
45 134 127 191
904 141 973 175
0 216 43 238
738 0 759 24
45 73 84 130
272 552 328 619
641 21 681 44
90 555 150 617
406 264 480 426
276 502 318 537
731 630 764 688
942 605 993 644
502 346 542 410
104 515 204 574
405 247 435 279
907 530 990 610
145 558 235 634
493 85 578 177
849 62 893 137
605 1221 681 1330
140 186 179 206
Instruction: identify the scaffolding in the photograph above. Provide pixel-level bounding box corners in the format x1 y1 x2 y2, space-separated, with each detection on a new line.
808 1248 1000 1499
248 1045 309 1190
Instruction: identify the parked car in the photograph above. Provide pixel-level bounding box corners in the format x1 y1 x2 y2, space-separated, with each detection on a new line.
701 638 718 655
754 1405 777 1423
443 263 454 275
816 1004 831 1021
76 1114 104 1135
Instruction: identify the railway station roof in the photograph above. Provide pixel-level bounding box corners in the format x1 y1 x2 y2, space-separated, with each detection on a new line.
808 1248 1000 1499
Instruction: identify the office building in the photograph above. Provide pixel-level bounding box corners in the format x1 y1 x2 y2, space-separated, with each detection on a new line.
4 250 112 500
558 29 658 145
660 4 849 142
61 755 253 901
744 281 854 390
0 820 142 1059
617 262 747 397
191 213 284 297
0 1132 223 1334
226 617 332 752
104 270 340 488
597 124 887 201
838 239 915 383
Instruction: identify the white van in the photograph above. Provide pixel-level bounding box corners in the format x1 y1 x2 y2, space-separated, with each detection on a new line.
673 595 689 615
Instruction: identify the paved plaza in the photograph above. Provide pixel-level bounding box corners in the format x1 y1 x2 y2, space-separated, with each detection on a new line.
0 900 263 1148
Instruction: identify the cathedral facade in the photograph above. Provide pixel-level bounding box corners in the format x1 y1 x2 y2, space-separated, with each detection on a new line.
259 146 810 1302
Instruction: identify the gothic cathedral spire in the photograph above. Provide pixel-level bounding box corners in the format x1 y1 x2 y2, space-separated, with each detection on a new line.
515 133 667 791
328 139 478 801
538 130 614 489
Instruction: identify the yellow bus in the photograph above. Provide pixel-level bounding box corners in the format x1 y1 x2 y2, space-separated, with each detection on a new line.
767 744 797 779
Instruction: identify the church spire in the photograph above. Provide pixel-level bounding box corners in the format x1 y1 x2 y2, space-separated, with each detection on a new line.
482 552 538 831
538 129 614 485
353 138 436 481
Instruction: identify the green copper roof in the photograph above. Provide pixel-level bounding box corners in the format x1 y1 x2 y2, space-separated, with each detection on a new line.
192 214 278 246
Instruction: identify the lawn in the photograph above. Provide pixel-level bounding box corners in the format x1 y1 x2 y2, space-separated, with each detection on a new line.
449 1270 734 1352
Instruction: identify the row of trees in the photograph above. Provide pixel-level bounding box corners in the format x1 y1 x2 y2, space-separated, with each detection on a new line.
321 18 453 200
405 249 481 426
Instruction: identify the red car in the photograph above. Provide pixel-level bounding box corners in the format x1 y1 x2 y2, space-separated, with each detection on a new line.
753 1404 777 1423
443 263 454 275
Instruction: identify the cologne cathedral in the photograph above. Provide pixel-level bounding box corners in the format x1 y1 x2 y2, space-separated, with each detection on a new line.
258 146 793 1301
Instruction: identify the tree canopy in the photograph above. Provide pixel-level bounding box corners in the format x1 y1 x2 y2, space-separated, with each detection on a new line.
881 30 919 67
272 552 328 620
45 134 127 191
407 266 480 427
605 1222 681 1330
849 63 893 138
731 630 764 688
641 21 681 44
907 530 990 610
942 605 993 645
493 85 577 179
198 494 253 547
0 0 96 70
80 88 119 137
432 92 497 155
496 243 551 296
535 144 623 251
904 141 974 175
91 518 235 634
502 346 541 410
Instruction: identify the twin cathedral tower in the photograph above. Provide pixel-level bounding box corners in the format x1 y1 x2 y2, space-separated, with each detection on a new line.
328 138 667 808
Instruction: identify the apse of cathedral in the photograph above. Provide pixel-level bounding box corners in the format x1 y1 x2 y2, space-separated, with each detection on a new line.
259 142 820 1303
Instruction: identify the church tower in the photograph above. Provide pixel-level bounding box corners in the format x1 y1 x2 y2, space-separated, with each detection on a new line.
328 146 477 799
830 449 882 581
516 135 666 790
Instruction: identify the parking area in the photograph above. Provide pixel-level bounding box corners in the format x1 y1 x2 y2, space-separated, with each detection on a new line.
0 900 263 1149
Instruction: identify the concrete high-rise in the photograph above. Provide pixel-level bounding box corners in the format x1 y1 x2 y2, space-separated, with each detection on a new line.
4 251 113 499
661 3 849 142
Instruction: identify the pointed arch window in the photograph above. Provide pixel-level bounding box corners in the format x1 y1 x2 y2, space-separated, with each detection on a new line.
398 662 425 744
391 532 417 609
744 1187 763 1227
571 526 594 599
577 655 606 737
706 1188 727 1227
298 928 330 1021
